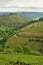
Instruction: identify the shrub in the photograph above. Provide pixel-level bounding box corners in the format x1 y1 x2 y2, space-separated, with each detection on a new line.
6 46 10 48
5 50 11 54
22 46 31 54
0 48 4 52
29 38 33 41
14 45 23 53
39 17 43 21
14 45 31 54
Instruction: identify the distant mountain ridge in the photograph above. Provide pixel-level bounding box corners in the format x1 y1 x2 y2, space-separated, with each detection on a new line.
17 12 43 18
0 12 43 18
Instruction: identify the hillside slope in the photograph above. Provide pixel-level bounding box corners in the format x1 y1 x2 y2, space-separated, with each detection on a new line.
20 21 43 32
0 13 31 26
19 21 43 38
6 21 43 52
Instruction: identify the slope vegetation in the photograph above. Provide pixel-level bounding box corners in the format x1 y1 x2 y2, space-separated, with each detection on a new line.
6 21 43 53
18 21 43 38
0 13 31 26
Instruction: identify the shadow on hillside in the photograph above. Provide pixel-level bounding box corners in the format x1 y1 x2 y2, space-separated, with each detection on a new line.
9 60 30 65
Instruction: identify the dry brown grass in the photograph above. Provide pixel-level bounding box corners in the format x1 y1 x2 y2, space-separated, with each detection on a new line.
19 32 43 38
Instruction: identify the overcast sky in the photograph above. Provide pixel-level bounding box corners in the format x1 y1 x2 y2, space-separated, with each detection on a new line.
0 0 43 12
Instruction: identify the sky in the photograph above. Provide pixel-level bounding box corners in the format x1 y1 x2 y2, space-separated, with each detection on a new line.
0 0 43 12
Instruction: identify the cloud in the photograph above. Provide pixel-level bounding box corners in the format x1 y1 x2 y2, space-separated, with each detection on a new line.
0 0 43 12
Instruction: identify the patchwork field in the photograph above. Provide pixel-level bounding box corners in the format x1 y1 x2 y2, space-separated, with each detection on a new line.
6 36 42 52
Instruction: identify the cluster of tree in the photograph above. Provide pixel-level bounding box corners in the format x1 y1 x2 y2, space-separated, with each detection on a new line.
29 38 43 42
13 45 41 55
39 17 43 21
0 27 17 47
0 43 41 55
14 45 31 54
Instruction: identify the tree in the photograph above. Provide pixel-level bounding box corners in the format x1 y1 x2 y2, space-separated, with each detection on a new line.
39 17 43 21
22 45 31 54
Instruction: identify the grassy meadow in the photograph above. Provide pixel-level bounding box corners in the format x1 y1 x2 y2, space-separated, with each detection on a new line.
0 54 43 65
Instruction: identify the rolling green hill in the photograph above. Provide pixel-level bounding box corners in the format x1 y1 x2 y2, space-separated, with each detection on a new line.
18 21 43 38
20 21 43 32
0 13 31 26
5 21 43 53
0 14 43 53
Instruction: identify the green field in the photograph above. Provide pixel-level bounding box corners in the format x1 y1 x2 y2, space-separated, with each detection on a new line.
0 54 43 65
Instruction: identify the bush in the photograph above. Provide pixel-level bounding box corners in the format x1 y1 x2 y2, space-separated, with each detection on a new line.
5 50 11 54
39 17 43 21
29 38 33 41
14 45 31 54
14 45 23 53
22 46 31 54
6 46 10 48
0 48 4 52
